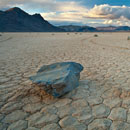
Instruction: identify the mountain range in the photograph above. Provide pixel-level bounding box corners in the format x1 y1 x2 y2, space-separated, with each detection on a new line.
0 7 64 32
0 7 130 32
58 25 97 32
59 25 130 32
96 26 130 32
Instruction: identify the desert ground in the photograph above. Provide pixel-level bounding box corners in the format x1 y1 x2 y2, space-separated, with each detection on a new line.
0 32 130 130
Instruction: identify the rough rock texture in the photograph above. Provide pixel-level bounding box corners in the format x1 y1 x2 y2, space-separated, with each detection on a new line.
41 123 61 130
2 110 28 123
30 62 83 97
88 119 112 130
7 120 28 130
110 121 130 130
109 107 127 121
92 104 110 118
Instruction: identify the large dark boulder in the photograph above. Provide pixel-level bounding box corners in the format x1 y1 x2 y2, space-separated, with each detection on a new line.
29 62 83 97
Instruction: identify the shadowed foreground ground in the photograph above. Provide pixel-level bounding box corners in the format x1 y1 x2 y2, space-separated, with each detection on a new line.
0 32 130 130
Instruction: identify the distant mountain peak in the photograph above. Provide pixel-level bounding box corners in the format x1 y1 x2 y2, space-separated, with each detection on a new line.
6 7 23 12
5 7 28 16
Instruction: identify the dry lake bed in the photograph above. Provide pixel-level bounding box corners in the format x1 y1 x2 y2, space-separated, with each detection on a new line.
0 32 130 130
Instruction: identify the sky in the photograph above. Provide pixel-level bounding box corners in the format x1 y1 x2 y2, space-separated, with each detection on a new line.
0 0 130 27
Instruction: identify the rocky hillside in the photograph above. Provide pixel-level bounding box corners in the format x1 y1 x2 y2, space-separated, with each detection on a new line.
0 7 65 32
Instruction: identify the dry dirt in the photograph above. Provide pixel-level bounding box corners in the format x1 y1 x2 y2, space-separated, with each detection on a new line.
0 32 130 130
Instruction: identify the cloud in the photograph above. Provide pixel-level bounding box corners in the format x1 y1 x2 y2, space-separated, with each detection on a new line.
0 0 130 26
0 0 88 24
0 0 88 23
103 19 130 26
86 4 130 20
42 4 130 26
0 0 87 12
41 11 87 22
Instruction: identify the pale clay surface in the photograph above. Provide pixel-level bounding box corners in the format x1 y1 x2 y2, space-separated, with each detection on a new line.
0 32 130 130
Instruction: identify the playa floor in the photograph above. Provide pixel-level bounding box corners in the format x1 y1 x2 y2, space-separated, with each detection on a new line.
0 32 130 130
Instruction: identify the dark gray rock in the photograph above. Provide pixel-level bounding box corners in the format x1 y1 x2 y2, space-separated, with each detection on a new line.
29 62 83 97
127 36 130 40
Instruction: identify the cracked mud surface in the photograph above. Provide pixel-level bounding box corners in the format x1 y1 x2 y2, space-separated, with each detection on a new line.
0 32 130 130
